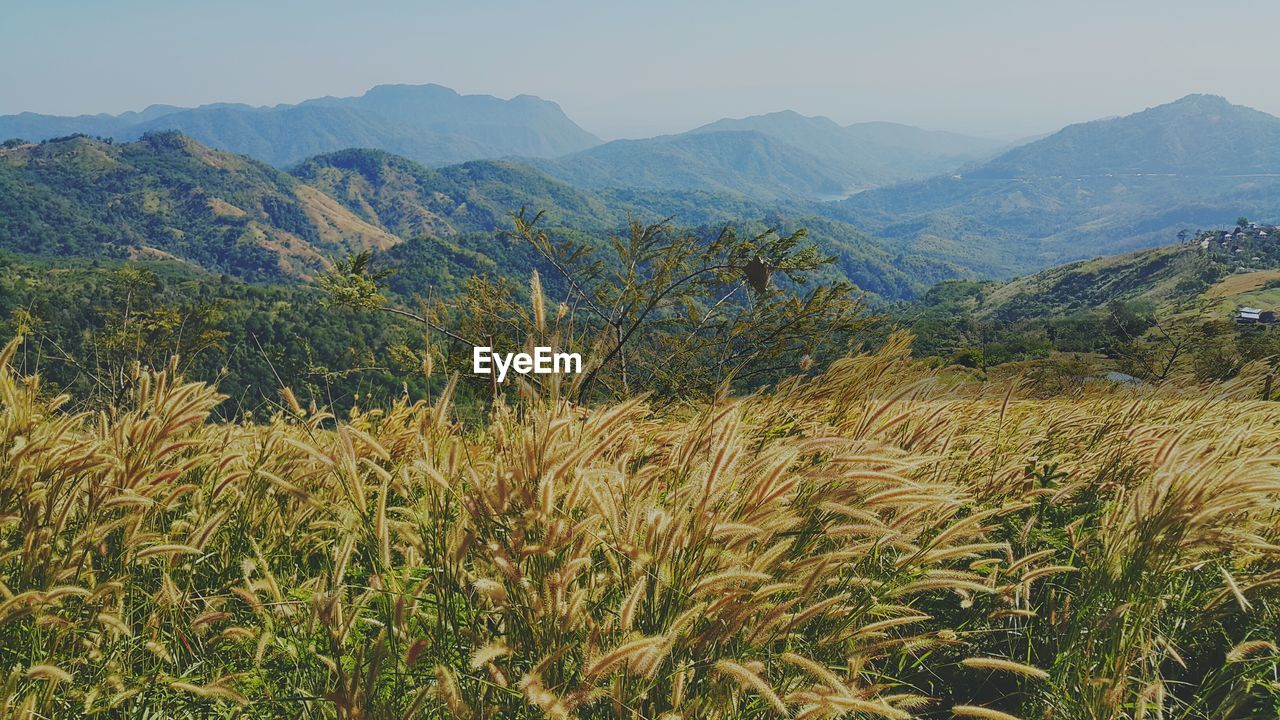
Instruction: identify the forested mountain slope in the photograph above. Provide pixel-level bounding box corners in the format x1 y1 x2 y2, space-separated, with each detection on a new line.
0 134 968 300
0 132 398 280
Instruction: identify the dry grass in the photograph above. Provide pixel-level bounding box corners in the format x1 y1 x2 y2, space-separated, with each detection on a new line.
0 334 1278 718
1205 270 1280 298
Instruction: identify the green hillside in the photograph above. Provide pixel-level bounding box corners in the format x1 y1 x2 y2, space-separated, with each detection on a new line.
0 133 980 415
0 254 438 416
898 223 1280 377
0 132 399 280
293 148 614 238
291 147 961 299
975 223 1280 322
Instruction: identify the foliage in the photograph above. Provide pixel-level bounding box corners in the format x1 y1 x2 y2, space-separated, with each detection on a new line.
0 256 437 417
323 212 878 402
292 147 945 301
0 132 384 281
1 336 1278 718
897 226 1280 383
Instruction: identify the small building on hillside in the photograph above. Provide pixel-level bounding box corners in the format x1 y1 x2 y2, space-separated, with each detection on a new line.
1237 306 1263 324
1235 307 1279 325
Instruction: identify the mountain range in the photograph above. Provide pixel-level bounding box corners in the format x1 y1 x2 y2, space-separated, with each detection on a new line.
4 85 1280 294
690 111 1008 186
0 84 602 167
0 84 1008 200
533 112 1007 200
0 133 955 300
826 94 1280 274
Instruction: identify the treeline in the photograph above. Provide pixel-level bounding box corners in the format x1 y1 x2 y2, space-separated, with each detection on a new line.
0 254 444 417
0 209 881 416
902 278 1280 385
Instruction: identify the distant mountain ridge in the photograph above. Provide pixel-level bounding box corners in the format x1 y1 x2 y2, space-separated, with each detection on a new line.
826 94 1280 275
536 130 862 199
970 94 1280 178
0 87 1009 201
0 84 602 168
536 111 1008 200
691 110 1007 186
8 89 1280 292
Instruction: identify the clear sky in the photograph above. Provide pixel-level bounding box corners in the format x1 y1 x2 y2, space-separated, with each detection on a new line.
3 0 1278 140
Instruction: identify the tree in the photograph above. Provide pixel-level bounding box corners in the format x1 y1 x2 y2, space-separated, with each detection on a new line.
321 211 877 404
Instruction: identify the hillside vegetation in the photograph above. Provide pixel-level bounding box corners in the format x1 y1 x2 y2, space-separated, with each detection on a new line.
0 255 441 417
961 223 1280 323
1 335 1277 719
0 133 398 280
295 148 960 299
0 135 960 303
899 223 1280 381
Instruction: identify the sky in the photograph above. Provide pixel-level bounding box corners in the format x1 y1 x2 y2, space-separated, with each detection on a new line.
3 0 1279 141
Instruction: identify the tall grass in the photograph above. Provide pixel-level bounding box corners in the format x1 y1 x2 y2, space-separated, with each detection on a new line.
0 334 1277 718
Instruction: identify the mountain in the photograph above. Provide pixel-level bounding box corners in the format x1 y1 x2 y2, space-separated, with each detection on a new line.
971 94 1280 178
691 111 1007 187
899 222 1280 373
292 148 617 239
0 89 1005 202
0 134 962 300
0 132 398 280
0 84 602 168
827 95 1280 276
536 130 862 199
0 104 184 141
977 223 1280 323
536 114 1006 200
292 148 961 299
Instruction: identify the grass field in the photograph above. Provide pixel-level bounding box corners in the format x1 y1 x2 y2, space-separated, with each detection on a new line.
1 335 1278 719
1205 270 1280 299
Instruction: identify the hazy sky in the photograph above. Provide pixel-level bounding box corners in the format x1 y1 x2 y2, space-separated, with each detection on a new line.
3 0 1279 140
